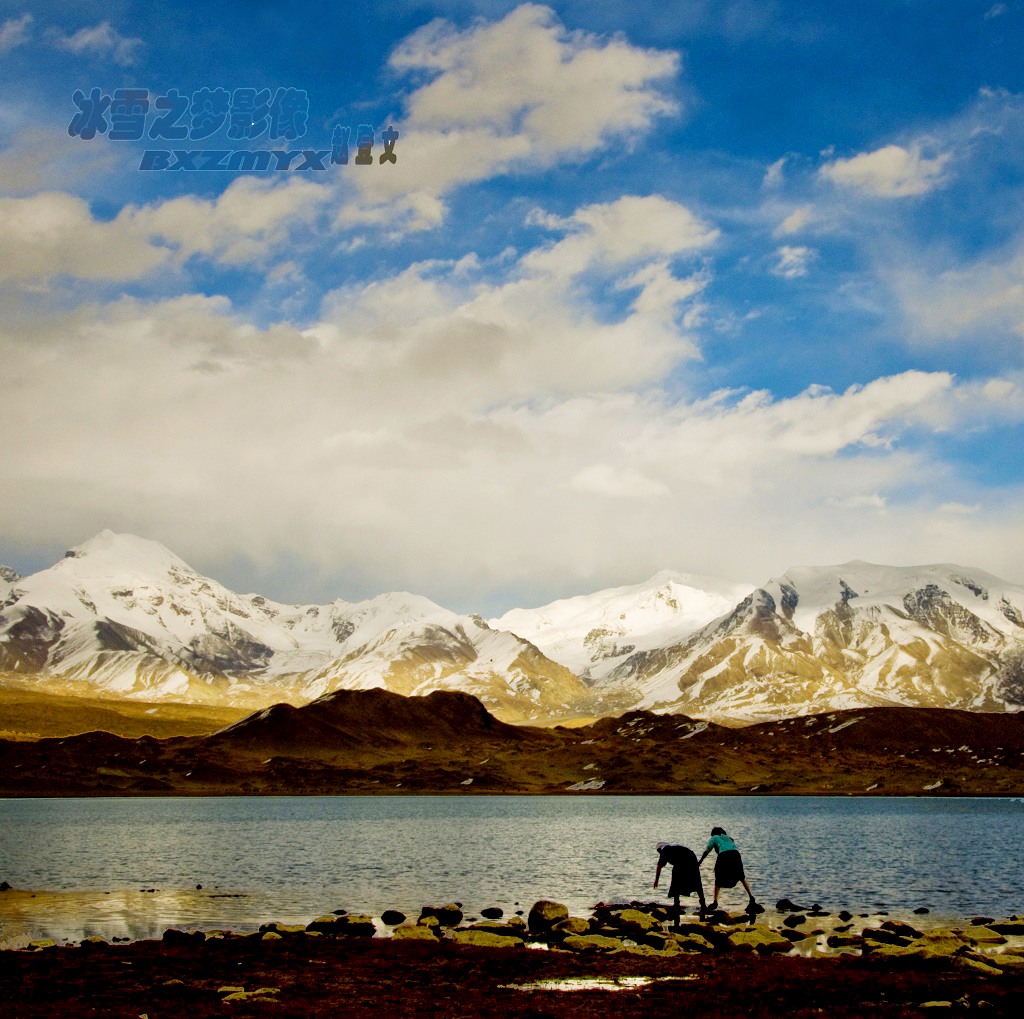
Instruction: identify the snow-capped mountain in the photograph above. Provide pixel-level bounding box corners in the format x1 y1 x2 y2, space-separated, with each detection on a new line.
0 531 588 723
589 561 1024 721
3 534 1023 724
491 570 755 681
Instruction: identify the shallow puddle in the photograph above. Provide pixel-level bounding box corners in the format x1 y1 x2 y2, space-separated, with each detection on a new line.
500 975 699 992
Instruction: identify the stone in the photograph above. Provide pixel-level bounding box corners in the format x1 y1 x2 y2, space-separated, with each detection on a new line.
306 915 344 934
826 934 863 949
221 987 281 1002
392 924 438 941
218 986 245 994
961 926 1007 945
333 913 376 937
862 927 912 947
971 916 995 926
480 907 503 920
259 923 306 935
608 908 660 937
419 903 463 927
467 921 527 941
989 954 1024 969
551 916 591 938
727 926 791 954
451 929 523 949
381 910 406 926
988 920 1024 935
528 899 569 934
0 881 11 892
783 914 807 928
780 930 814 944
80 936 107 948
775 898 809 912
162 928 205 945
667 932 716 953
838 910 853 921
560 934 625 954
914 907 931 915
261 931 282 940
881 920 922 938
919 1003 953 1010
953 956 1003 977
26 939 57 950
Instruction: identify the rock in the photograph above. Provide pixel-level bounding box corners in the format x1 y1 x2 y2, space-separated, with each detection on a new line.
667 931 715 953
480 907 503 920
550 916 591 939
80 936 107 948
218 986 246 994
862 927 912 948
259 923 306 935
221 987 281 1002
775 898 809 912
261 931 283 941
451 929 522 949
392 924 438 941
780 930 813 944
26 939 57 950
560 934 624 954
306 915 344 934
333 914 376 937
881 920 922 938
971 916 995 926
989 954 1024 969
953 956 1003 977
783 914 807 928
727 926 791 954
827 934 863 949
608 909 660 936
838 910 853 922
467 921 528 941
914 907 931 915
419 903 463 927
0 881 11 892
961 926 1007 945
381 910 406 926
162 928 204 945
987 920 1024 935
528 900 569 935
919 1003 953 1010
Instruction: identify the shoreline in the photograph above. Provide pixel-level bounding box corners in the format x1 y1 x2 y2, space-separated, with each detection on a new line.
5 895 1024 1017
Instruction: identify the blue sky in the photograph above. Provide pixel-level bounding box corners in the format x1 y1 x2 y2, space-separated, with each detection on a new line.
1 0 1023 613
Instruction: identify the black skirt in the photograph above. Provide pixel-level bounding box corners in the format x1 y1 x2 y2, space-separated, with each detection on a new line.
714 848 745 888
668 858 702 898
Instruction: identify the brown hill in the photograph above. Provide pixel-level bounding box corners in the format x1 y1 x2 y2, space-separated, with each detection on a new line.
0 693 1021 797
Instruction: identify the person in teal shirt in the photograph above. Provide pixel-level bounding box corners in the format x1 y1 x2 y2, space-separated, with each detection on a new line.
698 826 759 914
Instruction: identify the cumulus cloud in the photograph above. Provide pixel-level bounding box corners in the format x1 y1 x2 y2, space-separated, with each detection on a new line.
0 13 32 52
771 244 815 279
820 143 951 197
46 20 143 66
774 204 814 236
342 4 680 229
0 177 330 283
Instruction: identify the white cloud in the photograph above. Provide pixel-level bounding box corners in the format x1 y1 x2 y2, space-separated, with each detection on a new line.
570 463 670 499
820 143 951 197
0 177 331 283
341 4 681 230
771 244 815 279
762 156 786 189
47 20 143 66
0 13 32 52
774 204 814 236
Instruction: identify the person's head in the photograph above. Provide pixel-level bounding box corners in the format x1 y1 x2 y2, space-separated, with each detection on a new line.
711 826 726 836
656 841 669 851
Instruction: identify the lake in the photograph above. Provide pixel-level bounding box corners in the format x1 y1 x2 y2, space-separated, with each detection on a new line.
1 795 1022 946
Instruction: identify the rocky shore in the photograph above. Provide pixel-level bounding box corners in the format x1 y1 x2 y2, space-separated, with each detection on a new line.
5 895 1024 1016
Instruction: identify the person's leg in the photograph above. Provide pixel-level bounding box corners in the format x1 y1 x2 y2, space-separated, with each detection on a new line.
671 894 681 929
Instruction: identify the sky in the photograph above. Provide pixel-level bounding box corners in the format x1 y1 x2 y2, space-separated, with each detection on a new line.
1 0 1023 615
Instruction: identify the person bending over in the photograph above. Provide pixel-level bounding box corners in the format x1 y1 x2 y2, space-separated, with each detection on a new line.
698 826 759 914
653 841 708 927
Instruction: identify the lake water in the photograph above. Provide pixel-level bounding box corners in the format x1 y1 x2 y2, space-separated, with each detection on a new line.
1 795 1022 946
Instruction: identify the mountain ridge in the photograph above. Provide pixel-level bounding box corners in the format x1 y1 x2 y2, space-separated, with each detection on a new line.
2 531 1023 724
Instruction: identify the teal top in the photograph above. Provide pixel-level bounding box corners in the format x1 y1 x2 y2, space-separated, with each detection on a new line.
705 833 737 854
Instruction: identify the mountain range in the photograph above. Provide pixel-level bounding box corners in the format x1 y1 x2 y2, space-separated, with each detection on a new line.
2 530 1023 724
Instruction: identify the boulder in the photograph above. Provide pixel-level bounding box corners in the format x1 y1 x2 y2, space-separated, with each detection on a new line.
826 934 863 949
259 923 306 935
392 924 438 941
862 927 912 948
80 936 107 949
27 939 57 950
306 915 344 934
381 910 406 926
783 914 807 928
261 932 282 941
560 934 625 954
162 928 204 946
467 922 527 941
528 900 569 935
881 920 922 939
961 926 1007 945
419 903 463 927
667 931 716 953
451 929 523 949
989 920 1024 935
333 914 376 937
608 908 660 938
775 898 809 912
727 926 791 954
480 907 503 920
550 916 591 939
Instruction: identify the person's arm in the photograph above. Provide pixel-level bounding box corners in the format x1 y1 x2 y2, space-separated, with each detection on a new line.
653 861 663 888
698 838 713 865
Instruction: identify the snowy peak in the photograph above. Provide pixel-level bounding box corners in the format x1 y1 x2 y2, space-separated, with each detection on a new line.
491 570 754 680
